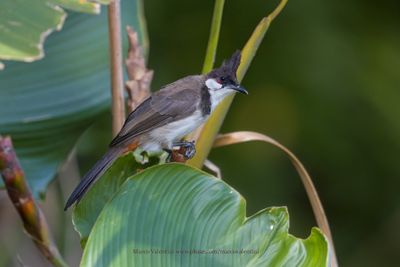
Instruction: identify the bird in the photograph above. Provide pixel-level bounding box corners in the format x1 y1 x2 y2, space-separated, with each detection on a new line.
64 50 248 210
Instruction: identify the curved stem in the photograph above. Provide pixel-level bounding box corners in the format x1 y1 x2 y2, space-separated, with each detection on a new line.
213 131 338 267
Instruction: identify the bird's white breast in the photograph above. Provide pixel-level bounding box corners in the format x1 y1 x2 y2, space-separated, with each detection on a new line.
140 110 205 152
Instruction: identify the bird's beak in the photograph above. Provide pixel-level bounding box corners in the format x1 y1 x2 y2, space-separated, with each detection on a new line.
232 84 248 95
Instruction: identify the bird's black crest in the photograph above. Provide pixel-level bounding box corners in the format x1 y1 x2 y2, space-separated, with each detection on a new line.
207 50 241 82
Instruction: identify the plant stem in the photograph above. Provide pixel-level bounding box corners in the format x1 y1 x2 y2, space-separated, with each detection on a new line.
187 0 288 167
0 136 68 267
186 0 225 143
108 0 125 136
202 0 225 73
136 0 149 59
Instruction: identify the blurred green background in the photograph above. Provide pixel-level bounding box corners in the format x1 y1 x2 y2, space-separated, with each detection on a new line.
76 0 400 265
1 0 399 266
145 0 400 265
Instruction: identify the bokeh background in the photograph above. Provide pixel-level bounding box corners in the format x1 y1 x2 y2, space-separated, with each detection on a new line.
1 0 399 266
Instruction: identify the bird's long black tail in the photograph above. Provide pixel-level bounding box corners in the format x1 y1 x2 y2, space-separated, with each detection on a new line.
64 147 121 210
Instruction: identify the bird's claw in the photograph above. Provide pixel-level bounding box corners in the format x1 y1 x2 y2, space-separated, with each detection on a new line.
172 140 196 160
133 147 149 164
181 141 196 159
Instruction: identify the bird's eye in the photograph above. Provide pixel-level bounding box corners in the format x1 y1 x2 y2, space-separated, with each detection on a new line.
218 76 226 84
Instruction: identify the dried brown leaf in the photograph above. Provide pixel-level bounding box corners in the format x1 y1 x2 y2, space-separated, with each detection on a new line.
204 159 222 179
125 26 153 113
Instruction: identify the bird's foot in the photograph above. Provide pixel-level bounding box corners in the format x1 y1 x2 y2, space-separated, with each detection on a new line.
133 147 149 164
173 140 196 160
159 149 172 164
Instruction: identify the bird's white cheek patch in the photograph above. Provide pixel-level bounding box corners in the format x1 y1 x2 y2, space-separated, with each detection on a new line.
205 78 222 90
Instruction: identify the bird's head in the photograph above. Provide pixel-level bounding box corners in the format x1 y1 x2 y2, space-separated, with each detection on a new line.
205 50 248 98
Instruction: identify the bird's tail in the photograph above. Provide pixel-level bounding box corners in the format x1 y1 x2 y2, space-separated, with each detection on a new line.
64 147 122 210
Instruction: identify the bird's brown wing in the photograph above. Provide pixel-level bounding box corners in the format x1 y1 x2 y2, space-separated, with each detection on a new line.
109 89 198 147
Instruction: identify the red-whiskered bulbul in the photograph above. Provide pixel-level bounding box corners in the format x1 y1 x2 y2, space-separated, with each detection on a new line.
64 50 247 210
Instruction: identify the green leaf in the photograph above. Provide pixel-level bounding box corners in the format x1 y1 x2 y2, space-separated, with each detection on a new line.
0 0 146 198
79 164 328 267
72 154 141 247
0 0 111 65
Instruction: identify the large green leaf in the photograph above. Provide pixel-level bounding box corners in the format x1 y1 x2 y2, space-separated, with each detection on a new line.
78 163 328 267
0 0 146 198
72 154 142 247
0 0 111 66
